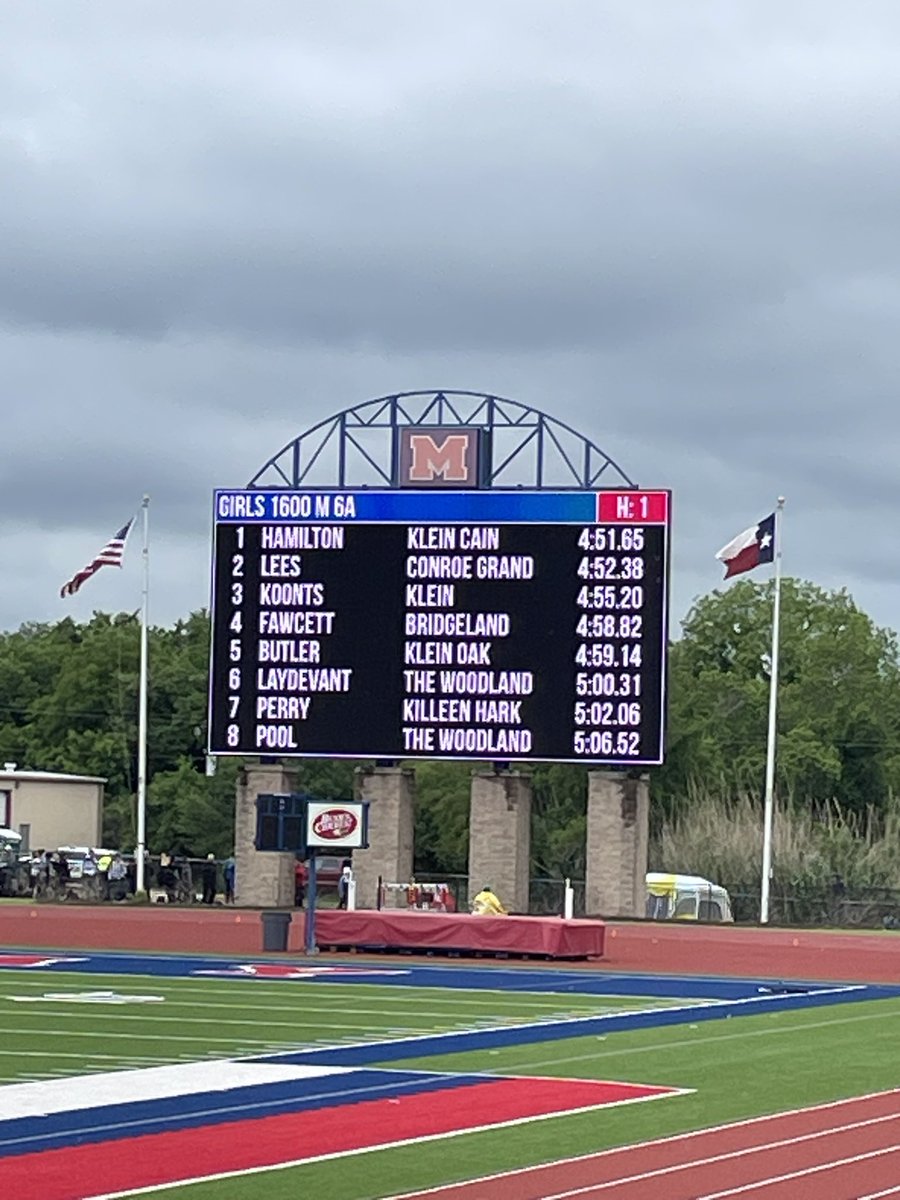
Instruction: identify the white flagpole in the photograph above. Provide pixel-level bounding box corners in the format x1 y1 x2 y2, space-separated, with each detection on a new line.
136 495 150 894
759 497 785 925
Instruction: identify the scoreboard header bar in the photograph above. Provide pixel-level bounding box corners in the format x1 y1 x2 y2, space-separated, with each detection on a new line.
214 488 670 525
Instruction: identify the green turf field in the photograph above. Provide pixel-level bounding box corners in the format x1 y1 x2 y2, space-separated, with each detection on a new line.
0 970 693 1082
3 969 899 1199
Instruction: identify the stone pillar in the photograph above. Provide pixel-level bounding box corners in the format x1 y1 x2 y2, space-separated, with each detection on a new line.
585 771 649 917
467 770 532 914
234 760 298 908
352 765 415 909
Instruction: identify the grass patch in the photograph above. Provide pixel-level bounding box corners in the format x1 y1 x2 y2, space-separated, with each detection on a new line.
0 971 691 1084
3 968 895 1199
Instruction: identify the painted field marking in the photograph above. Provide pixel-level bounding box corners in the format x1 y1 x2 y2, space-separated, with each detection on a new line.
0 978 676 1017
3 996 629 1028
6 1008 425 1031
0 956 87 969
0 985 669 1014
860 1186 900 1199
195 964 413 976
82 1085 689 1200
9 992 165 1005
0 1025 297 1045
0 1060 353 1121
4 1071 473 1154
382 1087 900 1199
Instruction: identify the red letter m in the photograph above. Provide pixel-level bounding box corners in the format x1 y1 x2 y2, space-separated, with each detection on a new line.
407 433 472 482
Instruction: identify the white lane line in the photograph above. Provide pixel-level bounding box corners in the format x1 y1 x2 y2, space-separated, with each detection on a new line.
381 1088 900 1199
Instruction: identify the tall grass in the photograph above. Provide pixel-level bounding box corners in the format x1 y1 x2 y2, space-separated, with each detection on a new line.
650 787 900 924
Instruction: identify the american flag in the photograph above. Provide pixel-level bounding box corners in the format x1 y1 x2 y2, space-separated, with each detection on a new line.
60 519 134 598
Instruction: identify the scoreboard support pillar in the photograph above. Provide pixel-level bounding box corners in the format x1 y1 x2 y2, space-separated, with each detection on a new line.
467 770 532 915
584 770 649 918
351 765 416 910
234 760 298 909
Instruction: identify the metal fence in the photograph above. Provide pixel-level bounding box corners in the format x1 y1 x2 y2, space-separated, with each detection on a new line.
7 851 900 928
730 885 900 929
417 875 900 928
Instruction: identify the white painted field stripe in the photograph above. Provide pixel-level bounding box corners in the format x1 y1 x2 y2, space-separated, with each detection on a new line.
0 1026 291 1045
0 985 692 1016
3 1009 426 1031
0 1061 349 1120
2 974 690 1007
83 1089 687 1200
0 993 654 1024
859 1186 900 1199
379 1088 900 1199
0 1050 174 1061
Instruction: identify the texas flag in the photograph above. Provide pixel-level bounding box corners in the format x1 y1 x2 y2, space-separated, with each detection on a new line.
716 513 776 579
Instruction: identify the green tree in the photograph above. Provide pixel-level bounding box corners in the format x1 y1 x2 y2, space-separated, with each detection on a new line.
0 610 227 851
147 757 241 857
655 579 900 817
413 761 471 874
530 764 587 878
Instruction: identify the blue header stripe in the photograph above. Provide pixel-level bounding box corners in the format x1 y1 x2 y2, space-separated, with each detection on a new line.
214 489 600 523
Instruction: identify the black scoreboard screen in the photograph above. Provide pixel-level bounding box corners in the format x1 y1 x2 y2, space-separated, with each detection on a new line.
208 488 671 765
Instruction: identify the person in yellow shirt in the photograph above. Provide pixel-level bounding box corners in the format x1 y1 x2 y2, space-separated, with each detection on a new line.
471 885 507 916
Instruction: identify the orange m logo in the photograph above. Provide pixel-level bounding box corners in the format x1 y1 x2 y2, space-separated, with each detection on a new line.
407 433 473 483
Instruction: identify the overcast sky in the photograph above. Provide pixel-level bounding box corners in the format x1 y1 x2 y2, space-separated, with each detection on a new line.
4 0 900 641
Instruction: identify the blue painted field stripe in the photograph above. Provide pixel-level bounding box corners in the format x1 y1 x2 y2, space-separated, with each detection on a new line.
6 947 892 1001
0 1069 489 1158
257 985 884 1068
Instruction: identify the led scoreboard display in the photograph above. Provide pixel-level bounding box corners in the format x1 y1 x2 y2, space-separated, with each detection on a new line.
208 489 670 765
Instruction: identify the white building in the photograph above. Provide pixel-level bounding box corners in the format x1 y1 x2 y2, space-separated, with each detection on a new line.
0 764 105 852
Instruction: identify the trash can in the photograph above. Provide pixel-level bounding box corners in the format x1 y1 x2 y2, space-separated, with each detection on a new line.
261 910 292 952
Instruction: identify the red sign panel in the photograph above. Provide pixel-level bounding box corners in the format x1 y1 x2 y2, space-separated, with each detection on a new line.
596 490 669 524
311 807 358 841
395 426 486 487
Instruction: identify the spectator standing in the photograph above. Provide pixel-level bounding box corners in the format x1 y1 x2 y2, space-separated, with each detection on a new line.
158 851 176 897
294 858 307 908
338 861 352 909
53 852 71 895
201 854 218 905
81 850 98 900
108 854 128 901
30 850 47 898
223 855 236 904
97 850 113 900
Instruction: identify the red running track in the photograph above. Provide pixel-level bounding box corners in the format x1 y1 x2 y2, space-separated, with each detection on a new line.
388 1089 900 1199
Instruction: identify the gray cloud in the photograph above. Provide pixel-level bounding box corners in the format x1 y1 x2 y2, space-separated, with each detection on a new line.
3 0 900 641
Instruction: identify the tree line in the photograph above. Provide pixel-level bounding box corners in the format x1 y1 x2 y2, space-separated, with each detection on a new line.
1 578 898 877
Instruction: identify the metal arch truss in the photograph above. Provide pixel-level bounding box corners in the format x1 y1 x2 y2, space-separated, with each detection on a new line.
247 391 636 490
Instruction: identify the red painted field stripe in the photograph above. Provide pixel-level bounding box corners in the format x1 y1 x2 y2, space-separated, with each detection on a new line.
4 1078 670 1200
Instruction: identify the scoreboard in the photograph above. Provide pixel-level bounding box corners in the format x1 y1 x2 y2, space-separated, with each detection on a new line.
208 489 670 765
